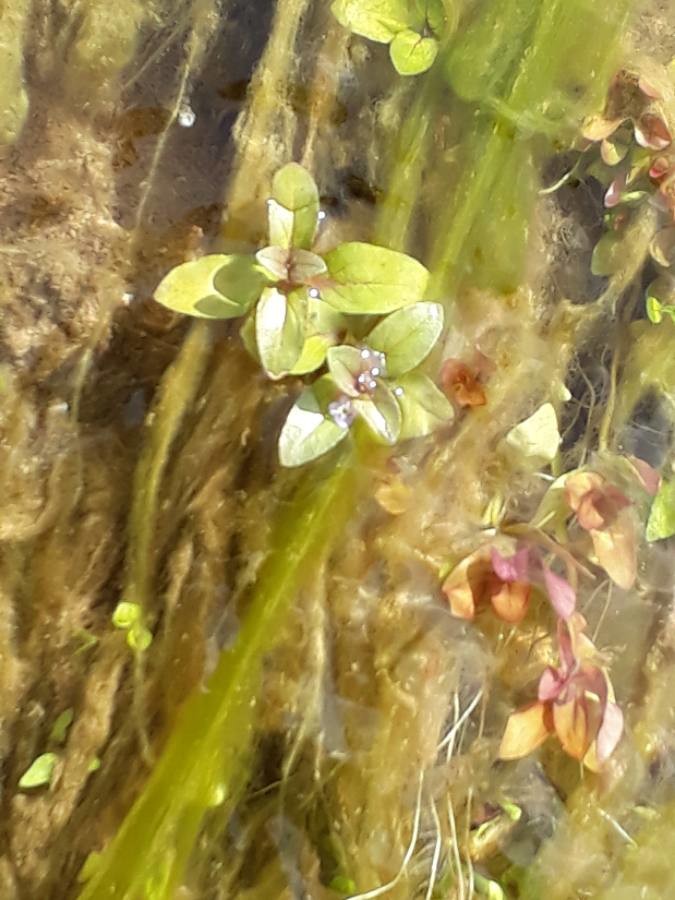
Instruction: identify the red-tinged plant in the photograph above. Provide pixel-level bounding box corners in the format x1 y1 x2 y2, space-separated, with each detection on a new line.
442 545 576 624
442 546 531 624
441 356 488 408
499 615 624 770
564 471 637 590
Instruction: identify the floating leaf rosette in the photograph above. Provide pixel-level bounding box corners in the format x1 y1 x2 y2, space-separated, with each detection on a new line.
331 0 445 75
154 163 450 466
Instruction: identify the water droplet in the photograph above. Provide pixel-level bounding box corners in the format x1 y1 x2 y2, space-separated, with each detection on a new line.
318 210 327 221
177 104 196 128
308 287 320 299
121 291 135 306
394 386 404 397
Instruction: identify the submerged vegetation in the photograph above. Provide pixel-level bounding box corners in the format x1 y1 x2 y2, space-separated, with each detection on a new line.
0 0 674 898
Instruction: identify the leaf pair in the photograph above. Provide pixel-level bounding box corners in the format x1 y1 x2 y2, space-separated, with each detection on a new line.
331 0 444 75
278 302 452 466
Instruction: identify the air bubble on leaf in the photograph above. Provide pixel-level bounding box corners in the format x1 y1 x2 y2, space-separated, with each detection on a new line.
177 104 196 128
309 287 321 299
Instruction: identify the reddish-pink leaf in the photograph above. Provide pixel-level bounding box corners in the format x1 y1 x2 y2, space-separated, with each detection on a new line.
627 456 661 495
543 566 576 620
499 702 551 760
635 114 672 151
538 666 565 702
490 547 530 583
605 173 627 208
596 700 624 762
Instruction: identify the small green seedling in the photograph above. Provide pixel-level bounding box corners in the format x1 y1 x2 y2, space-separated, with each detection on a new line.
646 477 675 541
112 601 153 651
49 708 74 744
331 0 445 75
18 752 58 790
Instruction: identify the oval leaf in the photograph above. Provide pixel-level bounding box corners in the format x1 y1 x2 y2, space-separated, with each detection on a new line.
647 478 675 541
155 255 267 319
395 371 453 440
270 163 320 249
499 702 550 760
354 382 401 444
19 752 58 790
367 302 444 377
290 335 335 375
331 0 412 42
255 288 304 379
504 403 561 468
278 379 349 467
327 345 364 397
389 29 438 75
321 242 429 314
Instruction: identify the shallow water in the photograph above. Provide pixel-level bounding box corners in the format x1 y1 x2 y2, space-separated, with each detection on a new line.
1 2 674 898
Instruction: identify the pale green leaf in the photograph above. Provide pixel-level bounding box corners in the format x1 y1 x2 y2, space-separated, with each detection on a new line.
50 708 74 744
415 0 446 35
269 163 320 249
396 371 453 439
155 255 267 319
367 301 444 376
646 276 675 324
321 242 429 314
255 287 304 379
331 0 412 42
504 403 561 467
389 29 438 76
290 335 335 375
127 623 153 652
327 345 363 397
19 752 58 789
646 478 675 541
278 378 349 467
355 383 401 444
240 315 259 361
112 601 141 629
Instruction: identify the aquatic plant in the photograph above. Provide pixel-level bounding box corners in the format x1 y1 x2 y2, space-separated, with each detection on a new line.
154 162 451 465
3 0 675 898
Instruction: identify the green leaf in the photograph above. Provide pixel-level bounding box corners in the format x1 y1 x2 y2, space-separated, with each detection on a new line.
646 275 675 324
355 383 401 444
415 0 446 35
50 708 74 744
290 335 334 375
321 242 429 314
255 287 304 379
278 378 349 467
327 345 363 397
331 0 412 43
269 163 320 249
646 478 675 542
112 601 141 629
503 403 561 467
389 29 438 75
18 752 58 790
128 622 153 652
367 301 444 377
155 255 267 319
396 371 453 439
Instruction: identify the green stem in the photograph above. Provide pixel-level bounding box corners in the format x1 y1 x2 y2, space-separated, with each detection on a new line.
79 450 358 898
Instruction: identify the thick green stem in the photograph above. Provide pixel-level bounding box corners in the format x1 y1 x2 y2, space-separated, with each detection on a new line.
79 450 358 898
